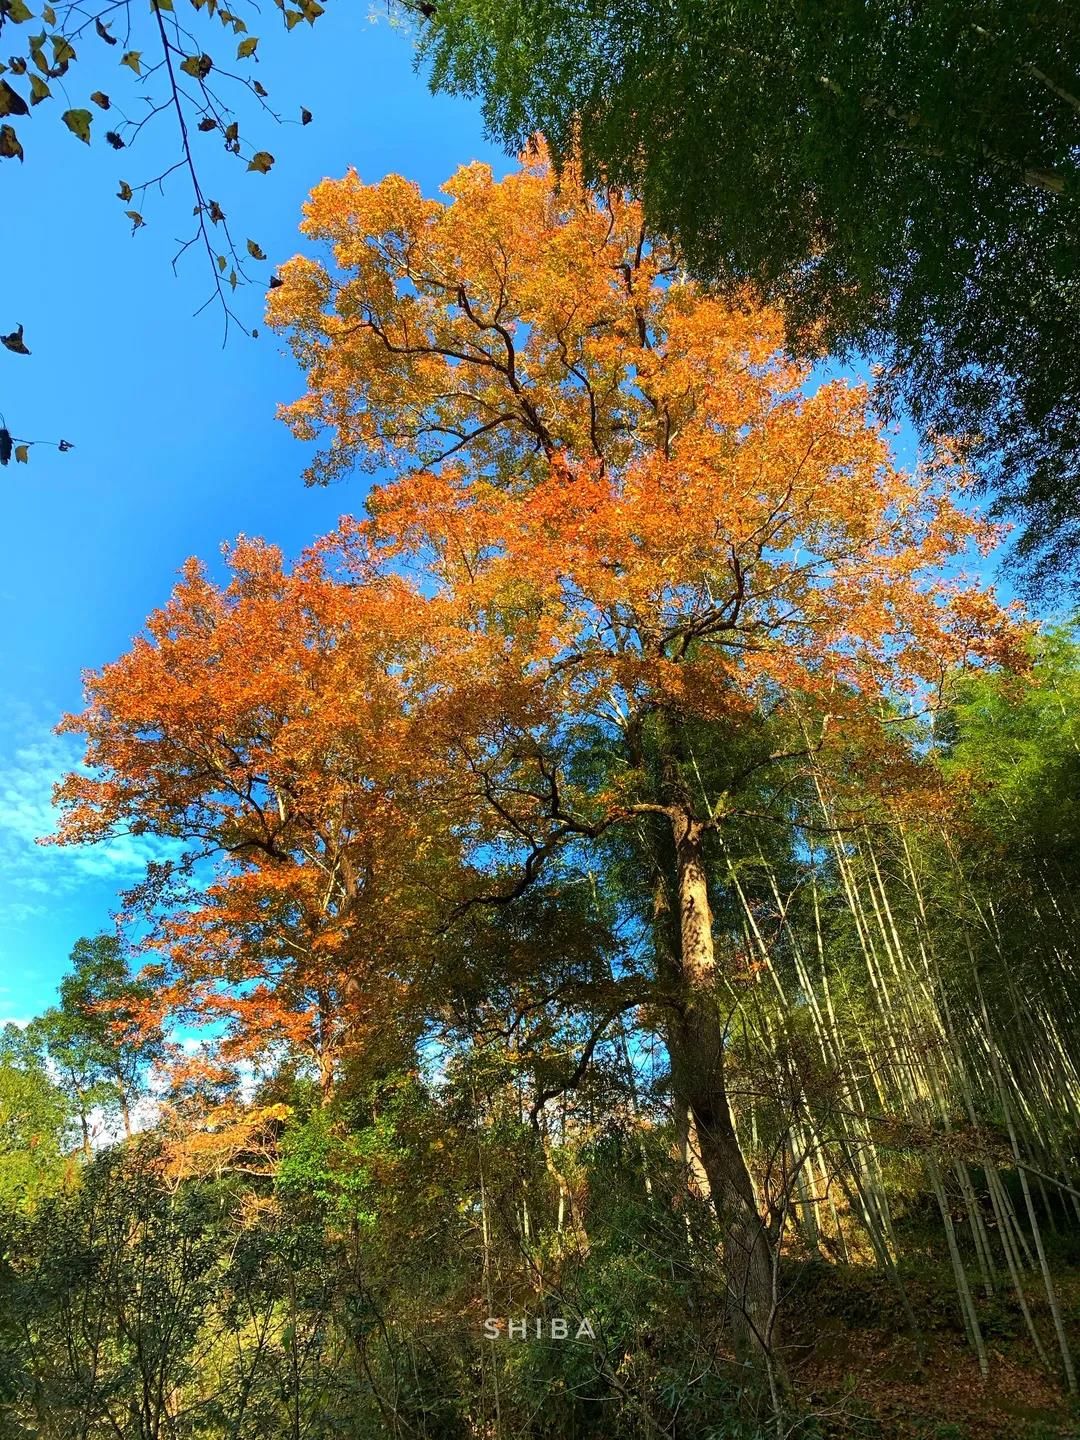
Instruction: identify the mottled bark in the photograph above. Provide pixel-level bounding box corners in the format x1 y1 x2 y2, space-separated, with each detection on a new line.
663 805 781 1376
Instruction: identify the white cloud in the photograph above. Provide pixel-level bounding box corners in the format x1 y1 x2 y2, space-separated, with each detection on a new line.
86 1095 162 1149
0 705 179 931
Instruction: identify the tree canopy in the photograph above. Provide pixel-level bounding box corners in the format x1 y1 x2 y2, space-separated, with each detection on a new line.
417 0 1080 589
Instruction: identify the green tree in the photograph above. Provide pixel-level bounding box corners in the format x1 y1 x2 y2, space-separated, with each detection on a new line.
417 0 1080 587
0 1023 72 1213
9 1140 224 1440
33 934 164 1150
937 619 1080 868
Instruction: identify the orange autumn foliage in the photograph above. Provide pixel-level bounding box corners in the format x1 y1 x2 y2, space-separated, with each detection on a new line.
51 539 462 1090
51 150 1027 1095
268 146 1025 820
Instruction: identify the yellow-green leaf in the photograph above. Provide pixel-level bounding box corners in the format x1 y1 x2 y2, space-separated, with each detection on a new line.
14 444 28 464
61 106 91 143
121 50 141 74
117 178 132 200
236 35 257 58
50 34 75 68
29 73 49 104
246 238 266 260
247 149 273 173
179 53 212 78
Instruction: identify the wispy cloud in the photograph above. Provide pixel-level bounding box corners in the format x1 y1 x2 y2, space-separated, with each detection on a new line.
0 703 178 931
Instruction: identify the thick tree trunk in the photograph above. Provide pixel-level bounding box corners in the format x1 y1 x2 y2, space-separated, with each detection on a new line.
664 804 784 1384
676 1100 713 1204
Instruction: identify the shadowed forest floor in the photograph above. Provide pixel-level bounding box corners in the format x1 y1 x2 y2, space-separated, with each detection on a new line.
790 1260 1080 1437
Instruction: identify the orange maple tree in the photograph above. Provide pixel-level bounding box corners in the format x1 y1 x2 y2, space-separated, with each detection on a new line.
54 147 1025 1376
51 539 465 1098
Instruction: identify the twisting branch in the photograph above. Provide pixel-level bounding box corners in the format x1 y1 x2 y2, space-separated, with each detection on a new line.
526 990 646 1128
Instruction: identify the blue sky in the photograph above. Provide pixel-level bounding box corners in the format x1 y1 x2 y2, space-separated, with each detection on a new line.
0 8 510 1022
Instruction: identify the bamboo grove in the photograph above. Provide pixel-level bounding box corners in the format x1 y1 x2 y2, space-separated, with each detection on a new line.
3 151 1080 1439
